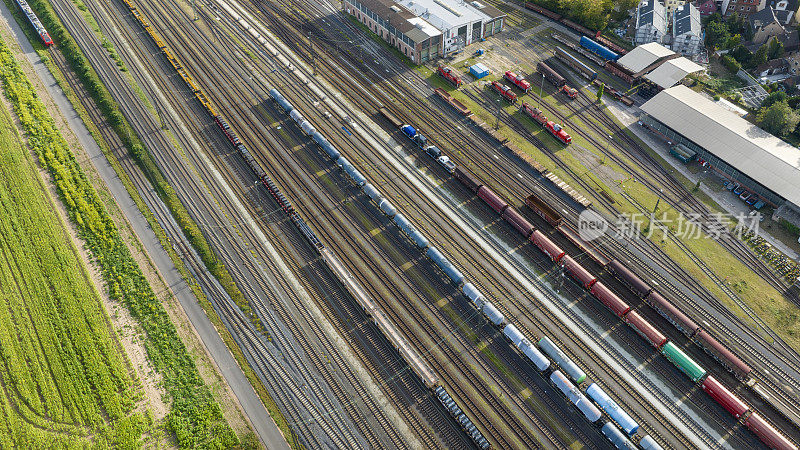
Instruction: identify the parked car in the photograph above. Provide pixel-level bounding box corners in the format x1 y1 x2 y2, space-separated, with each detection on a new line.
740 192 752 201
726 182 737 191
733 185 745 195
746 196 757 206
425 145 442 158
437 155 456 173
753 200 765 210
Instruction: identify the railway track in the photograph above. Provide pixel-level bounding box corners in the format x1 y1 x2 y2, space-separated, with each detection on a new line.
227 0 764 442
42 0 422 446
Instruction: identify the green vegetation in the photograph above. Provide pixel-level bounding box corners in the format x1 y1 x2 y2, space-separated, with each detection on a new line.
0 37 236 447
520 0 638 31
14 0 252 321
0 70 149 448
756 99 800 137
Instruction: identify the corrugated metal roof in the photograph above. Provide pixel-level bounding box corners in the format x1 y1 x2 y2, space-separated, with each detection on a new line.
617 42 674 73
641 85 800 206
644 57 704 88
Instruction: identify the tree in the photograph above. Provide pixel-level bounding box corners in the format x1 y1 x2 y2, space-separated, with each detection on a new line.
768 38 785 60
757 100 800 137
761 90 787 109
721 54 741 73
751 44 769 68
726 12 745 34
596 83 604 103
724 34 742 49
731 45 753 66
705 21 730 49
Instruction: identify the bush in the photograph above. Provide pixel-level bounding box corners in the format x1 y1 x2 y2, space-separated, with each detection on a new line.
721 54 741 73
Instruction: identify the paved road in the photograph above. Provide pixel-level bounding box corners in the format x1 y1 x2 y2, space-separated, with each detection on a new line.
0 4 289 449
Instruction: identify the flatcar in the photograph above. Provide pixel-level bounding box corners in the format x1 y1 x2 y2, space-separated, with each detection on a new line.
554 47 598 81
523 2 562 20
379 107 403 129
559 224 610 266
537 61 566 88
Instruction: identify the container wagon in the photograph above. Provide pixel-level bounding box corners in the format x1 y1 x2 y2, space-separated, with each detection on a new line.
555 47 598 80
537 61 566 87
580 36 620 61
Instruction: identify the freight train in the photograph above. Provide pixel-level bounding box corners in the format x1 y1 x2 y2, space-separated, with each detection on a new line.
381 109 662 448
15 0 53 46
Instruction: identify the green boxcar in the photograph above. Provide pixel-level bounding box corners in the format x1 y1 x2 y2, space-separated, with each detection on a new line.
661 342 707 382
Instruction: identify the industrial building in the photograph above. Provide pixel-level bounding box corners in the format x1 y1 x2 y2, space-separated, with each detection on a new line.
343 0 505 64
640 85 800 217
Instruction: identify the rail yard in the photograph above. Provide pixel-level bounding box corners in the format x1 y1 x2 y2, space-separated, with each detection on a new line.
7 0 800 448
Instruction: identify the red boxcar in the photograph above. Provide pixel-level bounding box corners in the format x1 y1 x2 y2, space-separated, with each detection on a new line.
524 3 562 20
477 186 509 214
645 291 700 337
531 230 565 262
607 259 652 298
694 330 752 380
745 412 797 450
590 281 630 317
701 376 749 419
624 311 667 349
454 166 482 193
502 207 535 238
561 255 596 288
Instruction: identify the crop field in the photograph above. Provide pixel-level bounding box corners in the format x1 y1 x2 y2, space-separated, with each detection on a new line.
0 34 235 447
0 79 147 445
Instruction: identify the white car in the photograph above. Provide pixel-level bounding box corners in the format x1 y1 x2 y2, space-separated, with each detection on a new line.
437 155 456 173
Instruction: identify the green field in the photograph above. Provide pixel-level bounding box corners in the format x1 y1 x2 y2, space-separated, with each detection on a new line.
0 34 236 447
0 84 148 445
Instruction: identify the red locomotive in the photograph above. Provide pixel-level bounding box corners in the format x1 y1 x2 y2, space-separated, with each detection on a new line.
490 81 518 103
560 85 578 99
520 102 571 144
504 71 530 92
437 66 462 88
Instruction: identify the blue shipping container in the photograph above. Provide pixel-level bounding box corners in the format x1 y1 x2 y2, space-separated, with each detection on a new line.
470 63 491 79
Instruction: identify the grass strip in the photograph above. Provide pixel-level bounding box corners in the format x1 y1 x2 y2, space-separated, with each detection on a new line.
0 35 237 448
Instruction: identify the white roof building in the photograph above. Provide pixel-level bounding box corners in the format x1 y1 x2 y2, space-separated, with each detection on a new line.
617 42 675 74
641 85 800 207
400 0 504 52
644 57 705 88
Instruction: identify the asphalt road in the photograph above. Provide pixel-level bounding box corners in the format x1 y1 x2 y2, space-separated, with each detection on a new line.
0 4 289 448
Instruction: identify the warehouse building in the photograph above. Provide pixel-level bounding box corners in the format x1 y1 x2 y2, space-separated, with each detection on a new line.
343 0 505 64
640 85 800 217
